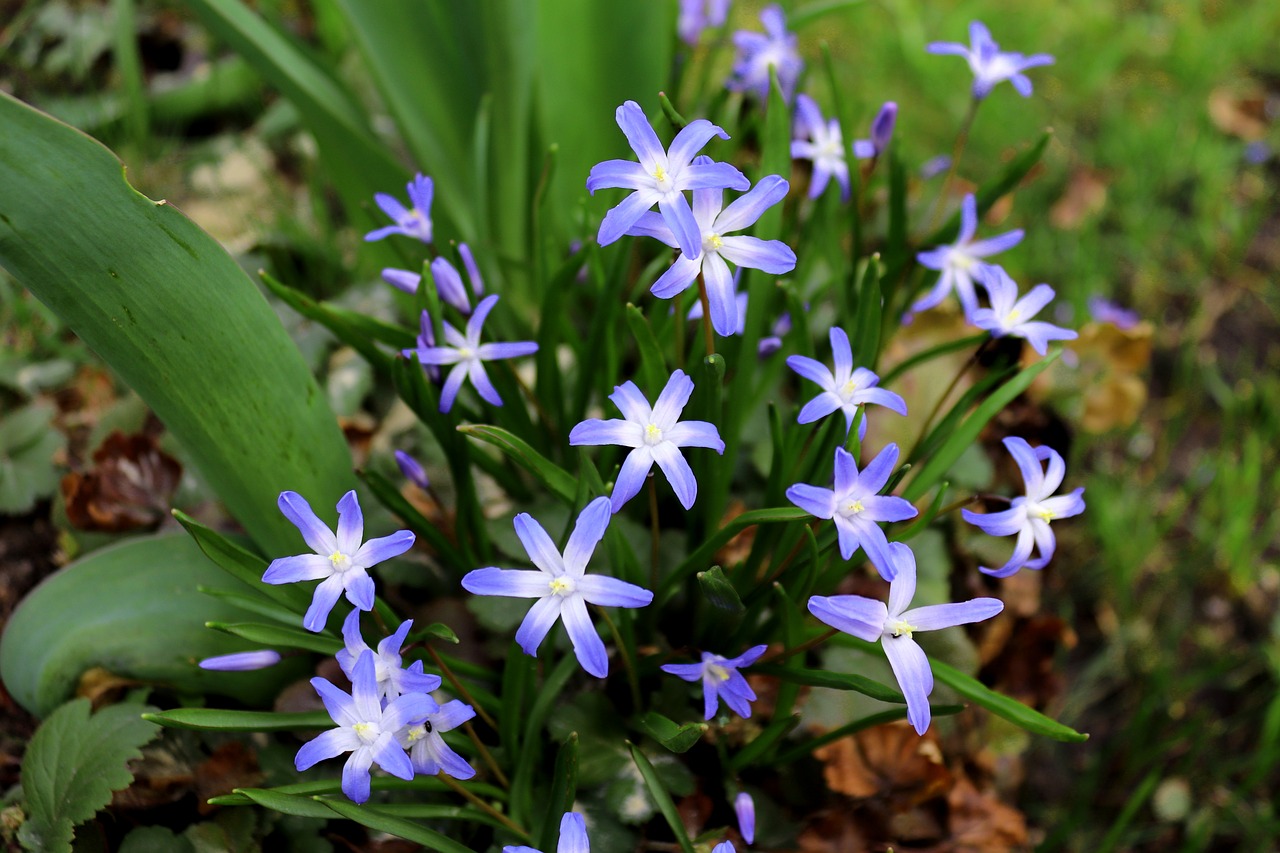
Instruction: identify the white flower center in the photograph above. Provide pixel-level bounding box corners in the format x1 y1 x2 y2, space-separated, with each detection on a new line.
643 423 665 446
818 138 843 161
950 250 976 271
706 662 732 682
457 347 474 360
842 499 865 517
403 724 426 743
889 619 918 639
703 232 724 252
653 165 672 192
1025 500 1054 522
329 551 353 572
548 576 577 596
352 721 380 745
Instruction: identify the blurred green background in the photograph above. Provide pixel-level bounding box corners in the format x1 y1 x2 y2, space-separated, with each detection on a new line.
2 0 1278 848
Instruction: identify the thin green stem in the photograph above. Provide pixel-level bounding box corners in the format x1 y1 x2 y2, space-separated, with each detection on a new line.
906 336 991 461
437 773 530 841
597 607 642 711
696 273 716 357
427 644 498 732
926 97 980 232
462 720 509 789
648 477 661 591
758 627 839 665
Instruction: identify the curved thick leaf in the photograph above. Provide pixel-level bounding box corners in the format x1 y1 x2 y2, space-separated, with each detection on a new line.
0 534 303 717
0 93 355 555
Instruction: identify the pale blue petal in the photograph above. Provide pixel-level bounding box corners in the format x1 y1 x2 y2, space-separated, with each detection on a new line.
354 530 415 569
661 662 705 681
787 355 835 390
910 269 956 314
350 650 382 721
717 236 796 275
958 193 978 242
586 159 651 193
611 447 655 512
577 574 653 608
1003 436 1045 496
665 421 724 452
430 257 469 312
569 418 644 448
863 495 917 523
715 175 790 233
564 496 612 576
683 160 750 191
668 119 731 169
438 364 468 413
626 210 678 247
660 192 703 258
199 650 281 671
616 100 664 168
692 177 724 229
263 553 332 585
295 727 359 771
514 512 565 574
462 567 549 598
382 692 436 732
968 229 1024 257
561 595 608 677
477 341 538 360
885 543 916 612
334 491 363 556
717 670 757 717
856 386 908 416
651 369 695 428
962 506 1026 537
381 268 420 294
652 441 698 509
829 327 853 376
833 447 859 494
852 139 876 159
859 442 901 494
903 598 1004 632
735 792 756 844
559 812 589 853
598 189 660 246
786 483 836 519
726 644 768 668
797 391 842 424
433 737 476 780
371 731 415 781
342 748 374 803
1023 517 1056 570
1036 444 1066 496
468 360 503 407
515 595 563 657
883 637 933 734
1018 322 1077 355
374 193 408 221
343 569 375 612
303 573 346 632
609 381 653 423
807 594 887 642
703 253 740 337
980 524 1036 577
278 491 336 555
311 676 358 727
1040 488 1085 519
433 699 477 732
926 41 970 56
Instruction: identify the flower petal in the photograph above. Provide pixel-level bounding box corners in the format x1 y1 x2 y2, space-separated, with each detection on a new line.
371 731 415 781
610 446 654 512
586 158 652 193
968 228 1024 257
717 236 796 275
438 364 468 413
561 595 608 677
354 530 415 569
569 418 644 448
343 569 375 612
829 326 853 376
668 118 731 169
342 748 375 803
303 573 347 632
598 189 660 246
278 491 337 555
625 210 679 247
902 597 1004 632
859 442 901 494
559 812 590 853
608 381 653 423
661 662 705 681
808 594 887 642
962 505 1026 536
885 542 916 613
715 175 791 233
665 420 724 452
263 553 332 585
1003 436 1045 497
433 700 477 732
462 567 550 598
467 360 503 407
515 595 563 657
787 355 836 390
477 341 539 360
513 513 565 574
651 369 695 428
702 254 740 337
786 483 836 519
616 100 664 169
295 727 359 772
883 637 933 734
832 447 859 495
577 574 653 608
797 391 842 424
311 676 358 727
660 191 703 258
652 441 698 509
564 496 612 576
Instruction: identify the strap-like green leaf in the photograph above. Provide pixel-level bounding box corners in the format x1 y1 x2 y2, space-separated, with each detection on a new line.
639 712 707 754
457 424 577 502
143 708 333 731
931 659 1088 742
0 93 355 555
628 742 696 853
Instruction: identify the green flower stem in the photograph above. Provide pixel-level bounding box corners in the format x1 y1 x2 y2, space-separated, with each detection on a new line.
427 644 498 732
436 773 530 841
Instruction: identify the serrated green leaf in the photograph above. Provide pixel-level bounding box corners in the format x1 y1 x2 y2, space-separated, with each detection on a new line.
0 93 355 556
322 799 484 852
19 699 159 853
457 424 577 503
627 743 695 853
142 708 332 731
0 534 304 717
931 659 1088 742
638 712 706 754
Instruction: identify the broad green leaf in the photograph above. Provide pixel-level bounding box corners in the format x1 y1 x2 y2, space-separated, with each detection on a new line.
932 659 1088 742
174 510 311 615
639 712 707 754
232 788 335 820
752 664 905 704
142 708 332 732
322 799 484 853
457 424 577 503
205 621 341 655
902 352 1061 501
0 93 355 556
0 534 304 717
260 271 409 369
628 743 695 853
18 699 159 853
182 0 408 233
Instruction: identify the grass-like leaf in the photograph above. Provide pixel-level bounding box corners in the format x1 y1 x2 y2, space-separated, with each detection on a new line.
628 742 696 853
932 659 1088 742
143 708 332 731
